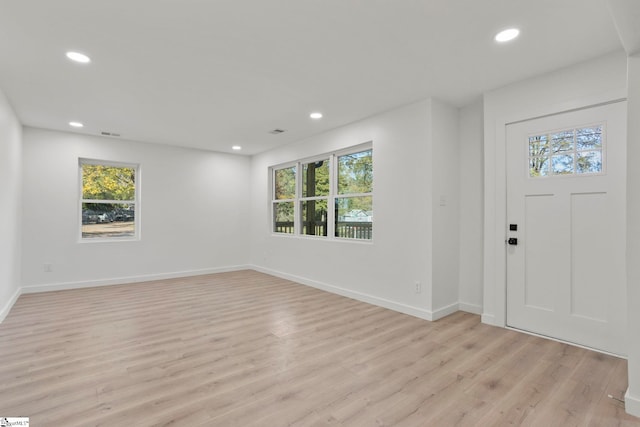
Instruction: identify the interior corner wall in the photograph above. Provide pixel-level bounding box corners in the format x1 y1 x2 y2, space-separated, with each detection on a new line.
249 100 439 320
21 127 251 291
430 99 461 316
0 89 22 322
625 53 640 417
458 100 484 314
482 50 628 327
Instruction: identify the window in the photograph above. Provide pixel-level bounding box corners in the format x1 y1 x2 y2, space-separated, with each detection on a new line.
273 166 296 234
528 124 603 177
271 144 372 240
336 149 373 239
80 159 139 240
301 159 329 236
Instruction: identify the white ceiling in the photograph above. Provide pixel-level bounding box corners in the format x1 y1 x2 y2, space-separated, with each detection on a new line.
0 0 625 155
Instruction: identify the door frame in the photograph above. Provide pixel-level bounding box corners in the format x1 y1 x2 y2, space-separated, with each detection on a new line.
482 89 627 329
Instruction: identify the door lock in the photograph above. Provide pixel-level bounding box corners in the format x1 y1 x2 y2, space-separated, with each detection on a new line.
508 238 518 246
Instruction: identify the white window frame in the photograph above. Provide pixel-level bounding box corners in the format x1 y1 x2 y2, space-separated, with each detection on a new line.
272 162 298 235
270 142 372 241
333 145 374 241
79 158 140 242
298 155 331 237
527 122 606 179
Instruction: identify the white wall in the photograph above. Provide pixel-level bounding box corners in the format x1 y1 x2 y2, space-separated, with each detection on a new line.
625 54 640 417
482 50 628 326
431 100 460 313
0 89 22 322
249 99 461 320
458 100 484 313
21 127 251 291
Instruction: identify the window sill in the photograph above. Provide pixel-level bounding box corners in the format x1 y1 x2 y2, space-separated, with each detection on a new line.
270 232 373 244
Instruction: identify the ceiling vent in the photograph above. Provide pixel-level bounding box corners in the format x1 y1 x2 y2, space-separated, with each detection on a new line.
100 131 121 137
269 128 286 135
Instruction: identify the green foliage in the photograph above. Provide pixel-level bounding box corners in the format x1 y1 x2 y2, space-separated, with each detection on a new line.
274 166 296 200
303 160 329 197
529 157 548 177
273 149 373 237
528 136 548 177
336 196 372 217
338 150 372 195
82 165 135 201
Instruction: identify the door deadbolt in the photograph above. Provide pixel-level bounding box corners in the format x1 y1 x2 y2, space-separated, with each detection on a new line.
508 238 518 246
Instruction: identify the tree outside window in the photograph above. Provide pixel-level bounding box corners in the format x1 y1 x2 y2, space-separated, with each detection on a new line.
80 160 139 240
528 125 603 177
271 144 372 240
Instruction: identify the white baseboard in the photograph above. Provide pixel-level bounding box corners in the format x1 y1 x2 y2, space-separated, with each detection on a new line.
14 265 485 327
458 301 483 315
626 388 640 418
0 286 22 324
20 265 251 294
431 302 460 320
481 313 497 326
252 265 443 321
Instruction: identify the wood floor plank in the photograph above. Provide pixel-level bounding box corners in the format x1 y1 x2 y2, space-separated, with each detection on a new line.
0 270 638 426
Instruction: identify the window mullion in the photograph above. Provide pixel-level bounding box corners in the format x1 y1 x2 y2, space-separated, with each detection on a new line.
271 168 276 233
81 199 135 204
270 145 372 240
295 161 301 235
328 153 337 238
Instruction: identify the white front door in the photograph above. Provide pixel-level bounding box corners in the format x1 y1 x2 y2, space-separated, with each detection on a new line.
506 101 627 355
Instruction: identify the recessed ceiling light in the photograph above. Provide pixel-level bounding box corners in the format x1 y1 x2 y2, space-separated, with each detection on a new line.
69 121 84 128
495 28 520 43
66 51 91 63
232 145 242 151
310 112 323 119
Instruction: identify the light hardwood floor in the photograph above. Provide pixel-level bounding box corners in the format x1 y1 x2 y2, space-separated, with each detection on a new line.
0 270 638 426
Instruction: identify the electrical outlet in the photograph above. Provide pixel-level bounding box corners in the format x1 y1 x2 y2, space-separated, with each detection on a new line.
415 281 421 294
44 263 53 272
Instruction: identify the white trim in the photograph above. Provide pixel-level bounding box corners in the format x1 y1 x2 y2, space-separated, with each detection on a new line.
0 286 22 323
481 313 498 325
270 143 373 241
11 265 479 327
251 265 437 321
431 302 460 320
506 326 626 359
79 158 140 242
625 388 640 417
80 158 138 168
20 265 250 294
458 302 483 315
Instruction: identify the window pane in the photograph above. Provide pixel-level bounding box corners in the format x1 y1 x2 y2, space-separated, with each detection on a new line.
274 167 296 200
552 154 574 175
338 149 372 195
82 165 135 200
301 199 328 236
82 203 135 238
577 150 602 174
529 157 550 177
528 135 549 157
273 202 294 234
335 196 372 240
576 126 602 150
302 159 330 197
551 130 574 153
